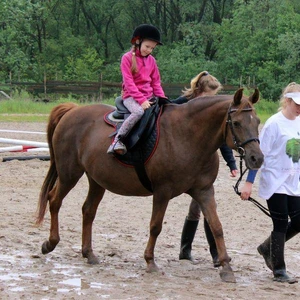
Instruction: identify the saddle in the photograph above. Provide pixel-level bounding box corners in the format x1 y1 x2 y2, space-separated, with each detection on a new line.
104 96 170 192
106 96 170 150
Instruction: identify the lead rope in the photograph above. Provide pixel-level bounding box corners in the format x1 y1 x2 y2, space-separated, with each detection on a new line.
233 154 273 218
233 155 300 220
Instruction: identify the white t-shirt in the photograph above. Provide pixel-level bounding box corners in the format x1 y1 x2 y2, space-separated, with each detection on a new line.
258 111 300 199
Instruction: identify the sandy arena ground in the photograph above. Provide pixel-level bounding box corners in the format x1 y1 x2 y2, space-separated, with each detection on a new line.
0 121 300 299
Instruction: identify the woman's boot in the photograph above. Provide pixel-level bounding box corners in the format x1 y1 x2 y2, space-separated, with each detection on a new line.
257 235 272 270
204 219 220 267
270 231 297 284
179 218 199 261
257 223 298 271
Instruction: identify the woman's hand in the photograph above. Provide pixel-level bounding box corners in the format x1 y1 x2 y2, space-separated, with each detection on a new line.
230 169 238 177
240 181 253 200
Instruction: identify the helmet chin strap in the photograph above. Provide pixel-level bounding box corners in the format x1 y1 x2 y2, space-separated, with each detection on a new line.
135 39 142 50
135 40 151 57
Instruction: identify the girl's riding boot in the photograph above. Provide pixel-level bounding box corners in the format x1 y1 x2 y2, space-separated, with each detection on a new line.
257 222 299 271
179 218 199 261
204 218 220 267
270 231 298 284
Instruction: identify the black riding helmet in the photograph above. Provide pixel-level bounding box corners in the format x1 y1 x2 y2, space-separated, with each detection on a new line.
131 24 163 45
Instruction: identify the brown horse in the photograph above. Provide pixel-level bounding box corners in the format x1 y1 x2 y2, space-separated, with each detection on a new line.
36 88 263 283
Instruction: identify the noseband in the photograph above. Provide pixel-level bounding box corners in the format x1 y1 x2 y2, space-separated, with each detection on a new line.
225 104 260 156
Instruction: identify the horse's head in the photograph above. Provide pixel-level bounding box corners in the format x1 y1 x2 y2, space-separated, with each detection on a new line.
224 88 264 170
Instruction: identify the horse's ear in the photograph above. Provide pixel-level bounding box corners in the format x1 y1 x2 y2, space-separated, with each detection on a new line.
233 88 244 105
249 88 260 104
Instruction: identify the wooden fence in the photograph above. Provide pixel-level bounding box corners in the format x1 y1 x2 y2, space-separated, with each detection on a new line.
0 80 247 101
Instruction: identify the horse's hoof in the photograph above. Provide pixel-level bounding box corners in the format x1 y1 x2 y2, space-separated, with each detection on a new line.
220 266 236 283
220 271 236 283
146 261 160 273
87 255 100 265
41 241 55 254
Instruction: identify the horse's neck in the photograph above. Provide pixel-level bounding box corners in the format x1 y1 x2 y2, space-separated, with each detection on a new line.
186 99 229 148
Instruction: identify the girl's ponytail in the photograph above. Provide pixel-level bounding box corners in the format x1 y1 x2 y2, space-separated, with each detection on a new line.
131 44 138 74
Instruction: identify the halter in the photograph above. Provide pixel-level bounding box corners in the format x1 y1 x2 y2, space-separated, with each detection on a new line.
225 103 260 156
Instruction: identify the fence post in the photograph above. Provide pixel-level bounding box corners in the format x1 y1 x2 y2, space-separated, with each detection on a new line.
9 70 12 97
99 73 103 101
44 71 47 99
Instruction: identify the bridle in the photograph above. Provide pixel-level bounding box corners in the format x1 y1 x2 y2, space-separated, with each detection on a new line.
225 103 270 216
225 103 260 156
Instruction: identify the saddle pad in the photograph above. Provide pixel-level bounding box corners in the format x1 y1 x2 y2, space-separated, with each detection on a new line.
104 110 161 166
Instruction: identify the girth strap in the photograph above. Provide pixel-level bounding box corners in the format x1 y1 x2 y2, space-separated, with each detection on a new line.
134 160 153 193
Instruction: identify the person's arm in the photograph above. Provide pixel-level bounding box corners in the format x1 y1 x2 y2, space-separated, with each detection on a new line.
219 144 238 177
171 96 188 104
240 169 258 200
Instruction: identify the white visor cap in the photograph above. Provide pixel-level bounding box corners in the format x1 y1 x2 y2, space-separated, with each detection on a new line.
285 92 300 104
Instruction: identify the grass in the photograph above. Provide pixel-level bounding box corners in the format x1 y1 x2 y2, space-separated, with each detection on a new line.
255 99 279 124
0 91 278 123
0 91 116 122
0 114 49 122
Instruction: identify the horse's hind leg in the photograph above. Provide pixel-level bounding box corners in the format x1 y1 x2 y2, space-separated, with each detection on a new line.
81 176 105 265
42 178 79 255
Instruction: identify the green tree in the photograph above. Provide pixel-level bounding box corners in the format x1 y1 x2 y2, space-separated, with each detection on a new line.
64 48 104 81
215 0 300 99
1 0 300 102
0 0 47 81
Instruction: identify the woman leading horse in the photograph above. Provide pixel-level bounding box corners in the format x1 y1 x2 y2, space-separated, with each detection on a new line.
36 88 263 283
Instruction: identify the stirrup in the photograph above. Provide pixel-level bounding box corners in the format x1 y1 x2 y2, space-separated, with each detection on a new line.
107 140 127 155
107 144 115 154
114 140 127 155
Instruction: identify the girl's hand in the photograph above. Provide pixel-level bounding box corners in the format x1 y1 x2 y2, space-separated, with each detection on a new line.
141 100 151 110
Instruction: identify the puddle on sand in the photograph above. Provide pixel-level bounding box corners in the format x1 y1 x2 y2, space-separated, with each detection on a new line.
0 252 114 295
58 277 112 293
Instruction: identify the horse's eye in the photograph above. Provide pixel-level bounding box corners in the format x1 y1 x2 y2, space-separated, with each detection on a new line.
233 121 240 127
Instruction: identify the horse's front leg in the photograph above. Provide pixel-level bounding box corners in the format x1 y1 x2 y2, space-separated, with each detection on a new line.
195 188 236 283
144 192 170 273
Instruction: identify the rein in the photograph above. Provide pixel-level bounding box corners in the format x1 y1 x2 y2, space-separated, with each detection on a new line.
233 155 273 218
233 154 300 221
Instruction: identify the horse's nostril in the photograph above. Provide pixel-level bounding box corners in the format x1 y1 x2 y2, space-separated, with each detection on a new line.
250 155 264 167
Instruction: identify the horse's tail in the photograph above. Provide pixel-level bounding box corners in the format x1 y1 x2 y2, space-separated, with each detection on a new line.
36 102 78 224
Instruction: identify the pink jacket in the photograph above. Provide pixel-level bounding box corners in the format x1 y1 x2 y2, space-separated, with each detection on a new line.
121 49 165 105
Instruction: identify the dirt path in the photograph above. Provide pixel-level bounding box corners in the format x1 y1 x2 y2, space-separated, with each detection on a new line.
0 122 299 299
